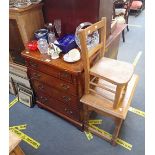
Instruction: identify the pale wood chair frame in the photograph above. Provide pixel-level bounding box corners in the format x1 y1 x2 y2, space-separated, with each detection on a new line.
79 17 130 110
79 17 107 94
82 74 138 145
79 17 137 145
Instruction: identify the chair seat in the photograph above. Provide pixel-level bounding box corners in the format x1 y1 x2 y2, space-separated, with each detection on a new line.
130 1 143 10
90 57 134 84
80 74 139 119
114 16 126 24
115 8 126 15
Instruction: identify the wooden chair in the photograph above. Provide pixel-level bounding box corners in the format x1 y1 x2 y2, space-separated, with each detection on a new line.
130 0 143 16
113 0 133 42
79 17 139 145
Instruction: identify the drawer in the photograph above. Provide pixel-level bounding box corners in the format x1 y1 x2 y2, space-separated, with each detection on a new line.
28 69 77 96
36 92 80 121
31 80 79 109
26 59 73 83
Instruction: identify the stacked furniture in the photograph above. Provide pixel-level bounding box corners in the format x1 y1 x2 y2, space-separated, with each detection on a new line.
10 0 127 130
22 24 126 129
79 18 139 145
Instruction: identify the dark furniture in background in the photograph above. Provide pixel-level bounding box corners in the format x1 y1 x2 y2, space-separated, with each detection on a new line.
130 0 143 16
9 19 25 65
113 0 133 42
43 0 113 38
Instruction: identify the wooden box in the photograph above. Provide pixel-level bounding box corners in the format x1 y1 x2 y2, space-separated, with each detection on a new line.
9 3 44 65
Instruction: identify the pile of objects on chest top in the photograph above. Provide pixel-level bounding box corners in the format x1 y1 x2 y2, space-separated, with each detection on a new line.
27 20 99 63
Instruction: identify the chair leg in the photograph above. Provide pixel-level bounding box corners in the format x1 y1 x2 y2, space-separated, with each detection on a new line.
122 83 128 95
83 104 90 131
126 16 129 32
135 9 142 17
122 30 125 42
113 85 124 109
111 118 123 146
127 25 129 32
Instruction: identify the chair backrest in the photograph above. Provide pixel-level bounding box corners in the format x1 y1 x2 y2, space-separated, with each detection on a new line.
113 0 133 18
78 17 106 94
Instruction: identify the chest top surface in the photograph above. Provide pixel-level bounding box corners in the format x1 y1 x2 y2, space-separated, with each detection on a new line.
22 50 84 75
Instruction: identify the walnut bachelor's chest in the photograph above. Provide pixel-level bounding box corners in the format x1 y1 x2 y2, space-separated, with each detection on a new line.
22 51 84 129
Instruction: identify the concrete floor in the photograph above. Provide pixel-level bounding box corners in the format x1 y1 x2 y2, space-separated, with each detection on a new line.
9 11 145 155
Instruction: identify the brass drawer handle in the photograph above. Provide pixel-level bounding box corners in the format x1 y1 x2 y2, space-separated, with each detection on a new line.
31 72 41 79
62 96 71 102
30 61 38 68
40 96 48 103
60 83 70 90
60 72 69 78
43 98 48 102
69 111 73 114
38 84 44 90
64 108 73 115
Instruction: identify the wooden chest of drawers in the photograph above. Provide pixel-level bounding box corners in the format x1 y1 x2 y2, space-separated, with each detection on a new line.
22 51 84 130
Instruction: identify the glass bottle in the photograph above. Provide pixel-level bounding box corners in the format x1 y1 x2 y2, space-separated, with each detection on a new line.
46 23 56 45
37 38 49 54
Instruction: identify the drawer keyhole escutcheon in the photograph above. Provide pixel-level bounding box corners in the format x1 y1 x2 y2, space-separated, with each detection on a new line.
30 61 38 68
40 96 48 103
60 72 69 78
38 84 44 90
32 72 41 79
60 83 70 90
62 96 71 102
65 108 73 115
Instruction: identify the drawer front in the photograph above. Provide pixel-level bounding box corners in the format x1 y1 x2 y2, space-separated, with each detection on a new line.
36 92 80 121
32 80 79 109
26 59 73 83
28 69 77 96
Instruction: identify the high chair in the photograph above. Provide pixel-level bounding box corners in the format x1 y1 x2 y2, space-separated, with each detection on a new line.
79 17 139 145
